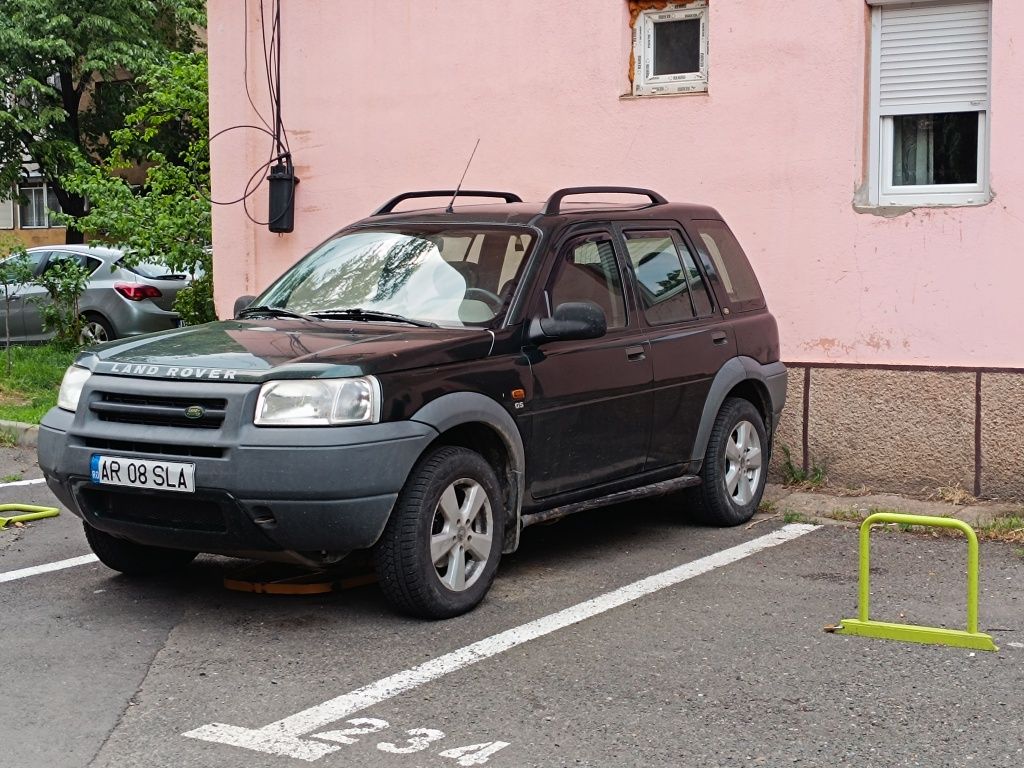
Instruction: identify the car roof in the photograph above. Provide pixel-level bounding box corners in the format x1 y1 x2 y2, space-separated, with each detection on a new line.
355 201 723 228
27 244 123 262
352 188 723 229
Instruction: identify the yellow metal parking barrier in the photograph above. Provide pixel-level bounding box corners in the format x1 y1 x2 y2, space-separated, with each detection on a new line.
0 503 60 529
833 512 997 651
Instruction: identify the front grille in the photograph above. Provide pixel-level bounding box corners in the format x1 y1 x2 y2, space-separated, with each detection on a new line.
84 438 224 459
79 486 227 533
91 393 227 430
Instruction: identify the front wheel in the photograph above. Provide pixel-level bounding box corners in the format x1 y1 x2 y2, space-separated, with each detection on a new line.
84 522 197 576
688 397 768 526
374 446 505 619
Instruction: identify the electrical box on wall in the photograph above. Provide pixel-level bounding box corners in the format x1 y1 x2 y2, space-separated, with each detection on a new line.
267 162 299 233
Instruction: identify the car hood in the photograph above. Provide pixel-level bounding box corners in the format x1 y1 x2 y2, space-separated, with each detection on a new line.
79 319 494 383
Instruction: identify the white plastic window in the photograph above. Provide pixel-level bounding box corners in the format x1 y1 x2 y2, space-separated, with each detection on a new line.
867 1 991 207
632 1 708 96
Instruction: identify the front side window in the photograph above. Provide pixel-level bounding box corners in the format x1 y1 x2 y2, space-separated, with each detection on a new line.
548 236 627 329
868 1 991 207
256 227 534 328
630 0 708 96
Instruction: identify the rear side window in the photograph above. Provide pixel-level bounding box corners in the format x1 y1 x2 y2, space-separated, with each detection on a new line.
623 231 694 325
690 220 764 311
45 251 102 276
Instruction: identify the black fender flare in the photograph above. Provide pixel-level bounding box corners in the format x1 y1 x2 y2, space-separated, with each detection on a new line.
411 392 526 553
690 357 788 465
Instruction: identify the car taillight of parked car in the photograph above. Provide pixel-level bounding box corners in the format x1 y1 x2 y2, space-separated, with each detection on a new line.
114 283 162 301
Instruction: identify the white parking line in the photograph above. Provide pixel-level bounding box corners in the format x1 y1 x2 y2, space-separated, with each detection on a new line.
0 554 99 584
184 523 821 761
0 477 47 488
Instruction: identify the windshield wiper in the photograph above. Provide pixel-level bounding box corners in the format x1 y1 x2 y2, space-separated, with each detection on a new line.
309 307 438 328
237 305 318 322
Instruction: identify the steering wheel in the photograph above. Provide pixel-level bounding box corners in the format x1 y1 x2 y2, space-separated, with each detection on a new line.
463 287 504 312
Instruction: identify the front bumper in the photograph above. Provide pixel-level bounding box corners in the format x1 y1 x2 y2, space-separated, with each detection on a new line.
37 375 437 559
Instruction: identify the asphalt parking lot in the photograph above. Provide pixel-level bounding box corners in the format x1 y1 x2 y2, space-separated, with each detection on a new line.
1 443 1022 768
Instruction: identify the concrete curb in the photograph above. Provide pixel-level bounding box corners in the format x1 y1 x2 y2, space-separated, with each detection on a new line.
764 483 1023 527
0 419 39 448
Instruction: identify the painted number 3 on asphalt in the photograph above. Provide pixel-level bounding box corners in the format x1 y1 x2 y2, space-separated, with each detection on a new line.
312 717 509 765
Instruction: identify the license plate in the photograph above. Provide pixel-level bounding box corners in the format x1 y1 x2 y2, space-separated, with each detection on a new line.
90 455 196 493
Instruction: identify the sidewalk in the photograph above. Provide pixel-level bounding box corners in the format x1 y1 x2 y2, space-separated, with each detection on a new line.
763 482 1024 531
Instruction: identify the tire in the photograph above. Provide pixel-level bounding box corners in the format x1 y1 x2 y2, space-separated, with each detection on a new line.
80 314 115 345
374 446 505 619
83 522 197 576
688 397 768 526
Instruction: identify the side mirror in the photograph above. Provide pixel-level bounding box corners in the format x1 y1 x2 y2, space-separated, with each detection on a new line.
233 295 257 318
529 301 607 344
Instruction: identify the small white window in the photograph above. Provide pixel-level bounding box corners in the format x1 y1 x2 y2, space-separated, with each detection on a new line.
631 0 708 96
16 183 63 228
867 1 991 207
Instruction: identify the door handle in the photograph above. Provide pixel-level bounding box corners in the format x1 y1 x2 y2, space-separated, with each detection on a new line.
625 344 646 361
711 331 728 346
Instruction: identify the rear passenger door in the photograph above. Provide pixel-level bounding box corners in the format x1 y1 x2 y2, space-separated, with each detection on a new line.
618 227 734 472
524 231 653 500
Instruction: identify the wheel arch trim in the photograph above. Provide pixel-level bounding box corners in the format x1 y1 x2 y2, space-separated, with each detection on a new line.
690 357 787 465
410 392 525 553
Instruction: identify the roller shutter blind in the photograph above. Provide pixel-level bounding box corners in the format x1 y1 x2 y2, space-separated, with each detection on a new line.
878 1 990 115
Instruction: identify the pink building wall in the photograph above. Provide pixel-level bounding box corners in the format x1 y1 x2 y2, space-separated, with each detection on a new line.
208 0 1024 369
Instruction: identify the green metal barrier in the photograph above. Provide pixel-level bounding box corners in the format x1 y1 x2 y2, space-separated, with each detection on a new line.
835 512 998 652
0 503 60 529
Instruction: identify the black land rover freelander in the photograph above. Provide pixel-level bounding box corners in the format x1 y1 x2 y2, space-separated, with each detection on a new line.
38 187 786 618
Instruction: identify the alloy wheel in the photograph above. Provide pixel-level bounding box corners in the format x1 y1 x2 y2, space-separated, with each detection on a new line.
429 477 494 592
723 419 763 506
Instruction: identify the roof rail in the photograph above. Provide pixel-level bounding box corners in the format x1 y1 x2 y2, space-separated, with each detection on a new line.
372 190 523 216
542 186 668 216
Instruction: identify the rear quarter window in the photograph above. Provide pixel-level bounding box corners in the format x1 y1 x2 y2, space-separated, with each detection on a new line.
690 219 765 312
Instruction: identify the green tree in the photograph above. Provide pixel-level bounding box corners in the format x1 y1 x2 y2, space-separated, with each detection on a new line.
0 0 205 243
61 51 214 325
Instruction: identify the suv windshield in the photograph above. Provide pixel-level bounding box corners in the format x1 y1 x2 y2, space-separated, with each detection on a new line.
255 226 534 328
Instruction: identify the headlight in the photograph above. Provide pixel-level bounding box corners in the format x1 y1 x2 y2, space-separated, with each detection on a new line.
254 376 381 426
57 365 91 412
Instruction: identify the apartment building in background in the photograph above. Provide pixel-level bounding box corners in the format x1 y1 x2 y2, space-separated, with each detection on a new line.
207 0 1024 497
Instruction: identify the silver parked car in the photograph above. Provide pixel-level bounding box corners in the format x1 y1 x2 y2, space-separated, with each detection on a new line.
0 245 190 344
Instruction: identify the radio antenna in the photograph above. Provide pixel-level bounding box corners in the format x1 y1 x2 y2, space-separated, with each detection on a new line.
446 138 480 213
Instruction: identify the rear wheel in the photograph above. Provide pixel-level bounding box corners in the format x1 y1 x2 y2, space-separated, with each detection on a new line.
689 397 768 526
83 522 197 576
374 446 504 619
80 314 115 345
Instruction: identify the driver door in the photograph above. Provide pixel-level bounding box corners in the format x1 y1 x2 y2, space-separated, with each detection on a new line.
524 232 653 500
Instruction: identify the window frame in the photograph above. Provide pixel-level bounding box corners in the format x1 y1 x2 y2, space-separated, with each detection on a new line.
16 183 64 228
866 1 992 207
631 0 709 97
0 196 13 230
